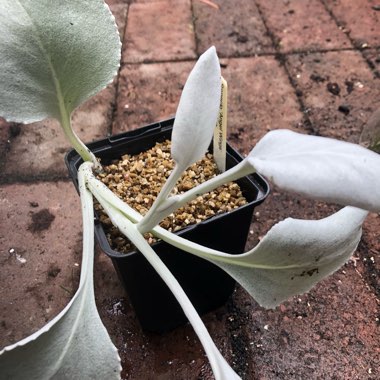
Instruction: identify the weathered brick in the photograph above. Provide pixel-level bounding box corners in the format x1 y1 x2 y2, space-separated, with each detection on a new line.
221 56 304 153
256 0 351 52
323 0 380 47
362 47 380 78
122 0 196 63
193 0 274 57
241 265 379 379
0 85 115 182
0 182 81 346
286 50 380 142
113 61 194 133
113 57 304 148
107 1 128 41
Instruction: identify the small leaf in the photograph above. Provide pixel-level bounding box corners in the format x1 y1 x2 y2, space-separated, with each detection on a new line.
0 0 121 123
137 47 222 233
0 164 121 379
247 129 380 212
171 46 221 170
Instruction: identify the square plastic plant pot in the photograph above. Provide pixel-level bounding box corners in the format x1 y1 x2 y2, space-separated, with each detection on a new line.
65 118 269 332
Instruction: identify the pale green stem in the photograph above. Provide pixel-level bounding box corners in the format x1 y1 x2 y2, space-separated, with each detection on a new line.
137 164 184 233
77 163 95 287
52 61 99 168
83 165 302 270
137 159 254 233
89 182 240 380
60 108 100 169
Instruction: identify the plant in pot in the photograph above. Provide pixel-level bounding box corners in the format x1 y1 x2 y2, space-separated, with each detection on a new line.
1 1 380 379
65 115 270 333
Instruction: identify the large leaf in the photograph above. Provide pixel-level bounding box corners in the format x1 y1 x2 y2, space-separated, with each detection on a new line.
247 129 380 212
0 166 121 379
0 0 121 123
82 174 368 309
208 207 367 308
154 207 368 308
171 46 221 170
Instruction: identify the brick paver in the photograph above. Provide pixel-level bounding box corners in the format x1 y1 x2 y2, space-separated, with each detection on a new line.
193 0 274 57
241 265 379 379
363 47 380 78
0 182 81 347
323 0 380 47
1 85 115 181
286 50 380 142
256 0 351 52
221 56 304 151
107 2 128 41
122 0 196 63
113 61 194 133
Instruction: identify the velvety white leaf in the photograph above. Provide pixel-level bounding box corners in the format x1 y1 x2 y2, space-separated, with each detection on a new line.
208 207 367 308
85 169 241 380
171 46 221 169
0 0 121 123
248 129 380 212
149 206 367 309
0 166 121 379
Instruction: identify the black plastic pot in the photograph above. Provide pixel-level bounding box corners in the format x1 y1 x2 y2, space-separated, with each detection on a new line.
66 118 269 332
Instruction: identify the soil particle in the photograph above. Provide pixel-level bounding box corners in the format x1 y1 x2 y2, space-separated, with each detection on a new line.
47 264 61 278
9 123 21 138
358 243 380 299
326 82 341 96
345 79 354 94
338 104 351 115
28 208 55 233
309 73 325 82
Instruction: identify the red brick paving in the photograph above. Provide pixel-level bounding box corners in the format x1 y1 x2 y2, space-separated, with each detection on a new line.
363 47 380 77
1 85 115 181
256 0 351 52
113 61 194 133
221 56 304 152
193 0 274 57
285 50 380 142
107 2 129 41
122 0 196 63
323 0 380 48
0 182 81 346
1 1 379 379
